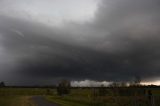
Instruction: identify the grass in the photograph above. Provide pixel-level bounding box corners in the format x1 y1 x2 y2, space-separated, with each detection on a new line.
0 96 36 106
45 89 93 106
46 96 89 106
0 88 55 106
0 87 160 106
45 95 150 106
0 88 56 96
45 88 160 106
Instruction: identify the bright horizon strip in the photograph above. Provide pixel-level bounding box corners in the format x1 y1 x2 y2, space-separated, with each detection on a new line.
71 80 160 87
141 80 160 86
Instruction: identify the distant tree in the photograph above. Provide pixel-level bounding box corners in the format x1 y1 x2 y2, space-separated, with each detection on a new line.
109 81 128 87
108 82 120 96
57 80 70 96
46 89 51 95
119 82 127 87
134 76 141 84
109 82 120 87
129 76 141 87
0 82 5 87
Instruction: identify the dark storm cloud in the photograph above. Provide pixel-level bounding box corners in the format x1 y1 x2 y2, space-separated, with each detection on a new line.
90 0 160 81
0 0 160 85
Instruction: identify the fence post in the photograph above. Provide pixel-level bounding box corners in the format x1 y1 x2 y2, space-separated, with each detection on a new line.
148 90 156 106
151 96 155 106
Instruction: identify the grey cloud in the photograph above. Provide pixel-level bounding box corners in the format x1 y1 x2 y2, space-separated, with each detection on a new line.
0 0 160 85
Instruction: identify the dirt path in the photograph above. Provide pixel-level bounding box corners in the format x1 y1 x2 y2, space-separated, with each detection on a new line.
32 96 59 106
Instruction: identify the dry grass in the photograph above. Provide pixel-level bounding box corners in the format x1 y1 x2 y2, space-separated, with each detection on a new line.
10 96 36 106
0 96 36 106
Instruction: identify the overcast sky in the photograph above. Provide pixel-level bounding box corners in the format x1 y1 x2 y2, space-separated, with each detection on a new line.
0 0 160 86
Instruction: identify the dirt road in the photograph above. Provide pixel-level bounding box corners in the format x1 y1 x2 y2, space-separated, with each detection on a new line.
32 96 59 106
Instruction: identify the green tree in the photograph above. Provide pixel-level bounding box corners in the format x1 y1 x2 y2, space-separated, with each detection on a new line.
57 80 70 96
0 82 5 87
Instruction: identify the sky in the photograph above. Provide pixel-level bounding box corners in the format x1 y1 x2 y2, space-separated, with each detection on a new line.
0 0 160 86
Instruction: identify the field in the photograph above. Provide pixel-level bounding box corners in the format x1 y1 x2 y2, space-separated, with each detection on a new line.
0 96 35 106
0 87 160 106
0 88 55 106
45 88 160 106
